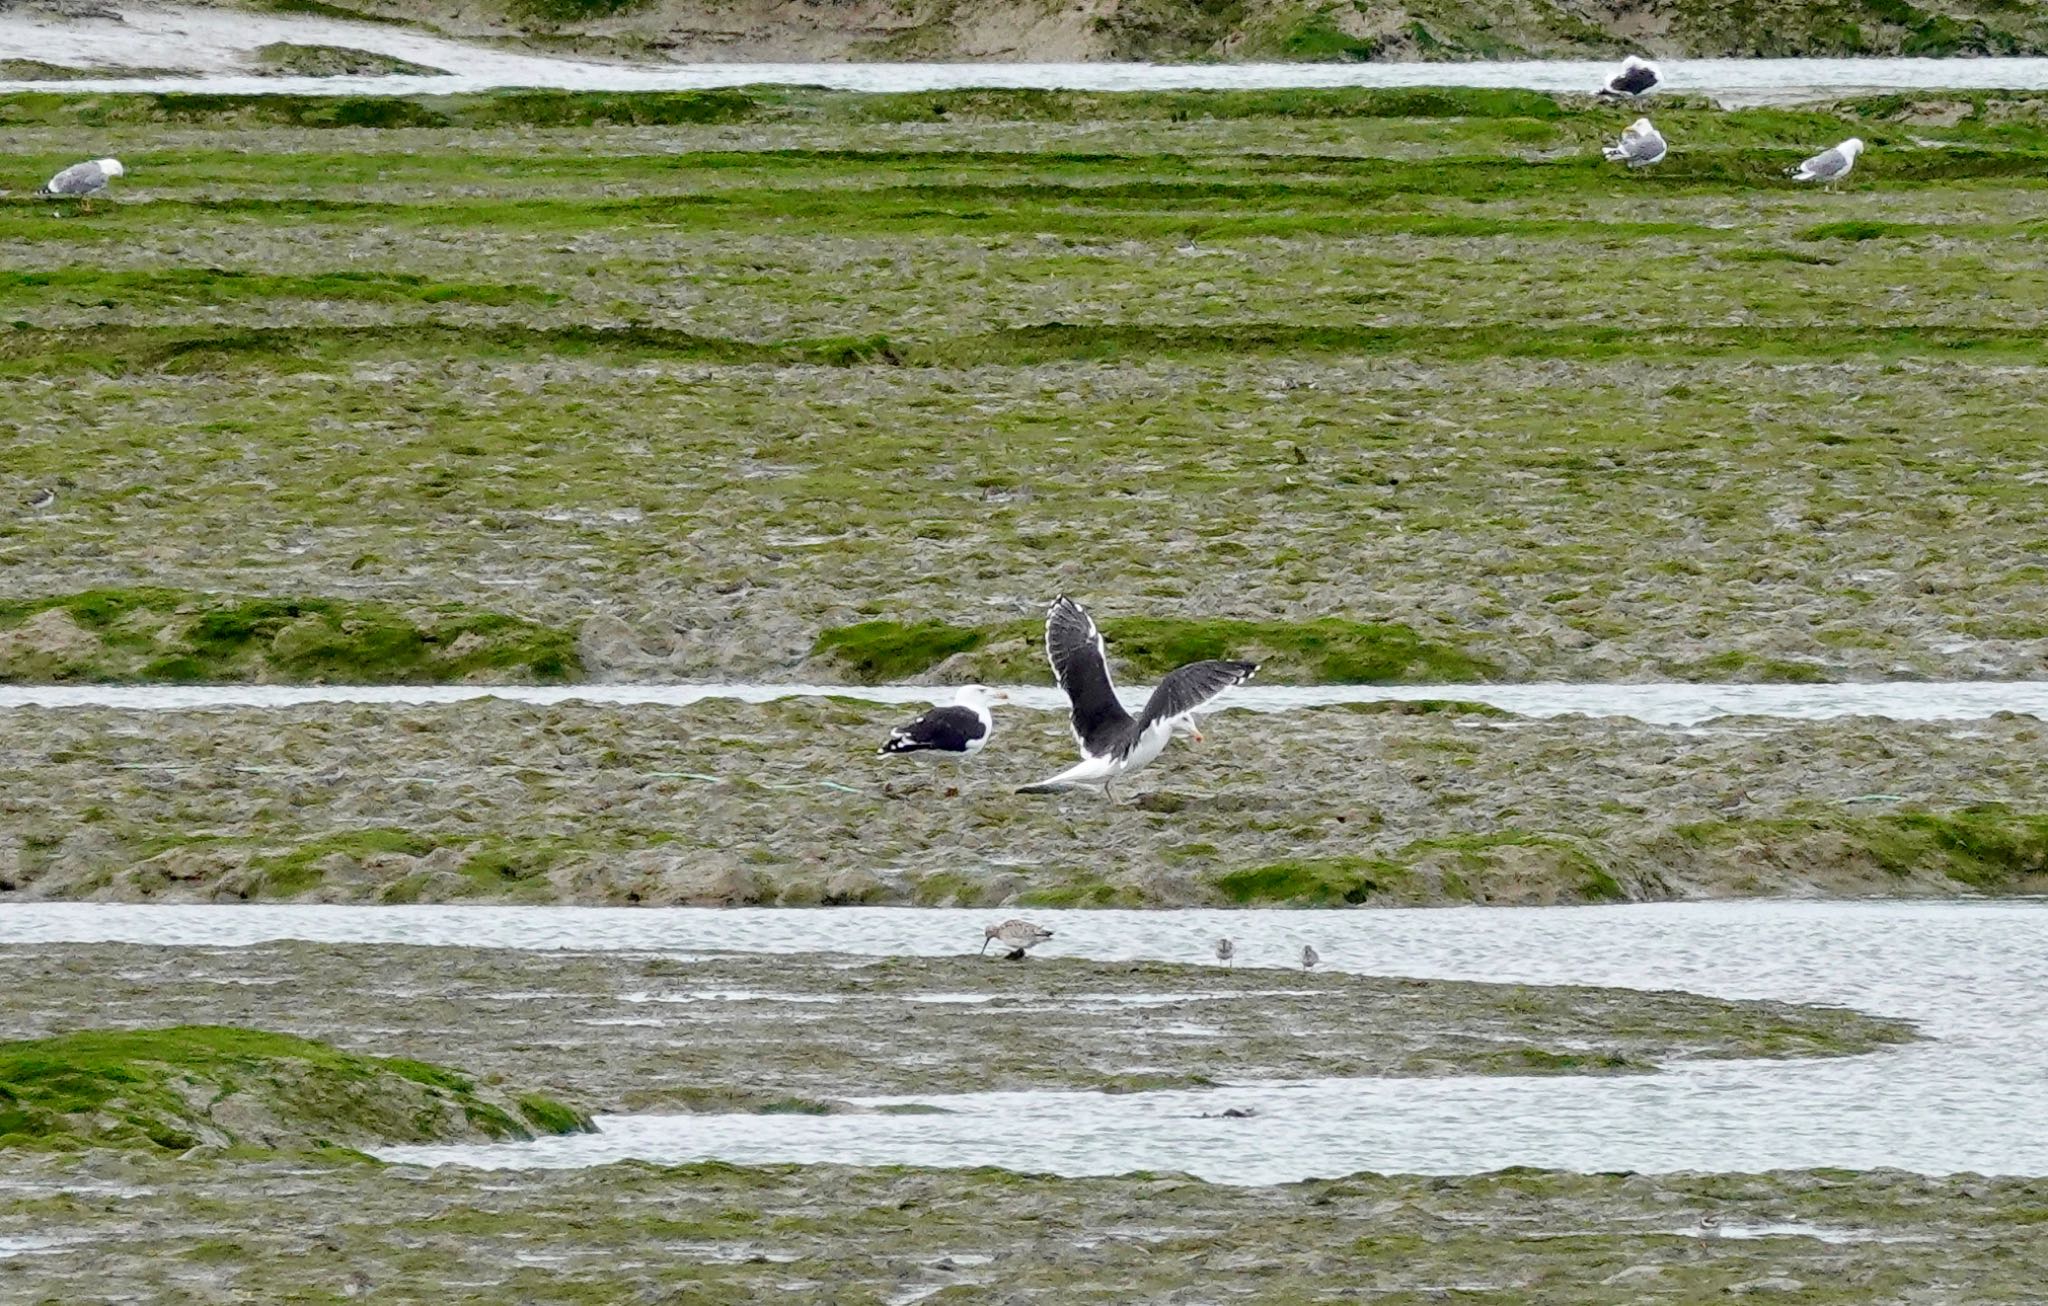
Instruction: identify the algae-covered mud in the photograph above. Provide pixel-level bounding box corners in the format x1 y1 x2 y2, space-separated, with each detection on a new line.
0 943 1913 1108
6 89 2048 683
0 1025 591 1154
2 1153 2042 1303
6 698 2048 905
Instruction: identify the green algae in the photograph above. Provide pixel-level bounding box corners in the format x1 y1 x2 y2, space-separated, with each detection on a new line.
251 43 450 77
812 614 1489 684
0 589 579 684
0 1026 591 1154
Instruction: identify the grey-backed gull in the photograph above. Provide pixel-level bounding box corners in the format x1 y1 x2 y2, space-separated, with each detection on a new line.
1018 596 1257 798
39 158 124 211
1790 139 1863 187
980 918 1053 959
878 685 1008 791
25 488 56 511
1602 118 1667 168
1600 57 1661 99
1301 944 1319 971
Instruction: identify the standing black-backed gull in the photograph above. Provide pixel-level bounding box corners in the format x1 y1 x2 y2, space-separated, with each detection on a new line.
1789 139 1863 187
878 685 1008 790
1599 57 1661 99
39 158 124 211
1018 596 1257 798
980 918 1053 959
1602 117 1667 168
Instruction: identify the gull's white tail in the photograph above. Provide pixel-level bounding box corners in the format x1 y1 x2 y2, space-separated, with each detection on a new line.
1016 754 1116 794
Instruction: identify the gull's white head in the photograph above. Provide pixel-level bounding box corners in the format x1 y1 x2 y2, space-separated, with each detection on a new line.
1630 117 1655 135
1172 715 1206 744
953 684 1009 711
1840 138 1865 158
98 159 125 178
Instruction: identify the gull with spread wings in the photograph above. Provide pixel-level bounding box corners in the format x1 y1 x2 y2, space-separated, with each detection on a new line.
1018 596 1257 798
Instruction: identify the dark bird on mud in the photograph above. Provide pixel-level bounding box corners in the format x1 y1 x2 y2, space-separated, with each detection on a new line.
24 488 55 511
1301 944 1319 971
1018 596 1257 799
878 686 1009 791
1215 937 1235 969
1602 117 1667 169
38 157 124 212
1599 56 1661 99
1789 138 1863 187
981 918 1053 960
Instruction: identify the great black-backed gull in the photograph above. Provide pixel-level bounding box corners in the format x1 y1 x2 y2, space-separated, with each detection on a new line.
39 158 124 211
1790 139 1863 186
980 918 1053 959
878 685 1008 789
1602 118 1667 168
1018 596 1257 798
1600 57 1661 99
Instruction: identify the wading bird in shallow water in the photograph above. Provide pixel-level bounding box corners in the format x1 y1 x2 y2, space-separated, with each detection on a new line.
1215 937 1235 969
1018 596 1257 799
1301 944 1319 971
1789 139 1863 188
877 686 1009 793
38 157 124 212
1600 56 1660 99
981 918 1053 960
1602 118 1667 169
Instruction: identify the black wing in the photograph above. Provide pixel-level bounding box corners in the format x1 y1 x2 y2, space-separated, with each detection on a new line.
879 705 986 755
1608 63 1658 95
1134 660 1259 736
1045 596 1133 758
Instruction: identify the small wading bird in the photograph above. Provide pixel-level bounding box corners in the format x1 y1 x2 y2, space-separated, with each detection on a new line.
1697 1212 1724 1240
980 918 1053 960
1789 138 1863 188
1602 117 1667 169
877 685 1010 793
1018 596 1258 799
1600 56 1661 99
38 157 124 212
1301 944 1319 971
1215 937 1235 969
24 488 56 512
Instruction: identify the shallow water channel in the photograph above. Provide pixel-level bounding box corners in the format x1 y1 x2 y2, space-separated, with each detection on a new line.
8 5 2048 104
7 680 2048 726
6 900 2044 1182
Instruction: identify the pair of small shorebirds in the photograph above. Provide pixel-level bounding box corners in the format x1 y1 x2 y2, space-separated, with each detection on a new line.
878 595 1258 798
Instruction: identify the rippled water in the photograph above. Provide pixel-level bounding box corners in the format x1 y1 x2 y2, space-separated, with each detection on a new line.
5 680 2048 726
7 5 2048 104
6 901 2044 1180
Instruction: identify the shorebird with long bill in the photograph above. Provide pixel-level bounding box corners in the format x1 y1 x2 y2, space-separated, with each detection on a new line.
980 919 1053 960
1018 596 1258 798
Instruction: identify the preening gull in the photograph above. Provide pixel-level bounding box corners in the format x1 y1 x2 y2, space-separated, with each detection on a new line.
878 685 1008 791
981 918 1053 960
1600 56 1661 99
24 488 56 511
1018 595 1257 798
1602 117 1667 168
1789 138 1863 186
38 158 124 210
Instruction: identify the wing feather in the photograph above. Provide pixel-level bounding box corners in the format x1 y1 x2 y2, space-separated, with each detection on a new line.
1044 596 1133 758
1134 660 1259 735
